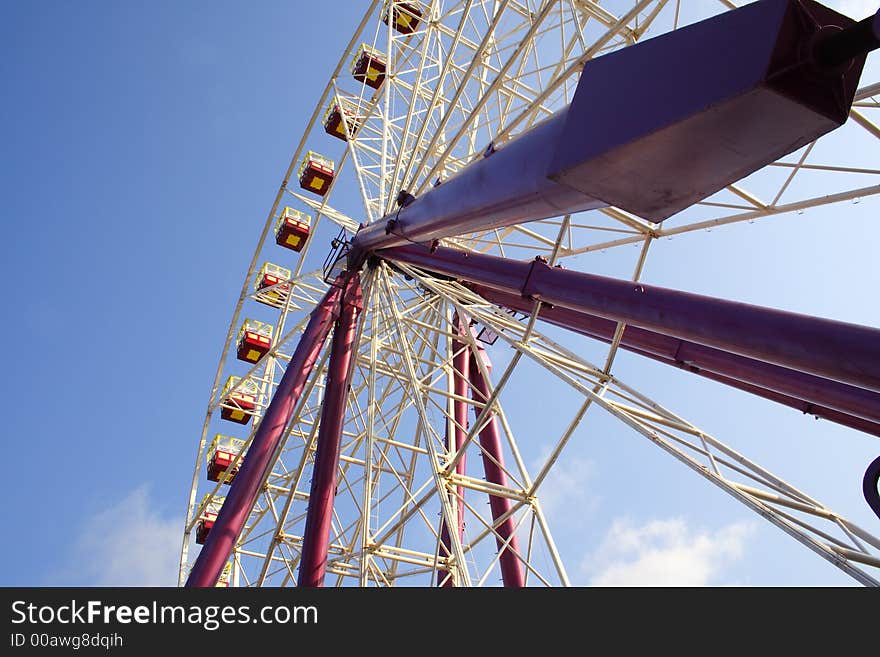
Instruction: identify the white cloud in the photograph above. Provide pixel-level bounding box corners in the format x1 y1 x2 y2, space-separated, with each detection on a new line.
581 517 754 586
532 451 598 526
62 485 182 586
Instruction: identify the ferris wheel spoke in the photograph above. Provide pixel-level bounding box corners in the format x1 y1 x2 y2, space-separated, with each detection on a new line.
378 266 474 584
243 268 457 585
469 501 543 587
599 235 653 375
393 2 477 199
504 175 880 260
287 193 360 233
388 265 570 584
235 346 337 580
412 0 574 193
486 0 659 152
535 343 880 582
384 11 442 216
402 0 515 190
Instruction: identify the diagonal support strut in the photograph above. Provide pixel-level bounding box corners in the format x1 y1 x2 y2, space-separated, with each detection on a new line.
298 273 364 587
187 279 345 587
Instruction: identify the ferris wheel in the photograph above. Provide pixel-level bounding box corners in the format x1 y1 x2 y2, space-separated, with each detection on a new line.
180 0 880 587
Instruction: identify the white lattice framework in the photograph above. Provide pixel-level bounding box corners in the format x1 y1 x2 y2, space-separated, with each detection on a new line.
180 0 880 587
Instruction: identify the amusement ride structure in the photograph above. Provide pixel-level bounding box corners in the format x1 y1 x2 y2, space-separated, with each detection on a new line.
180 0 880 587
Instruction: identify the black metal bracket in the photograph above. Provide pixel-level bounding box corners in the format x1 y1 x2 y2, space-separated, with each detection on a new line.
322 226 353 285
864 455 880 523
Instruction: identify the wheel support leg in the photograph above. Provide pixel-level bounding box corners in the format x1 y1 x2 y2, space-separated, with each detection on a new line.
469 342 525 588
438 319 470 586
187 280 345 587
298 274 364 587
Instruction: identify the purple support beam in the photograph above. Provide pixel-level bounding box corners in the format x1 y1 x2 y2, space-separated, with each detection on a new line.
814 8 880 69
187 281 344 587
350 109 602 256
298 274 363 588
469 343 525 588
437 323 470 587
680 360 880 438
381 243 880 394
547 0 865 221
470 284 880 435
350 0 866 260
469 284 880 427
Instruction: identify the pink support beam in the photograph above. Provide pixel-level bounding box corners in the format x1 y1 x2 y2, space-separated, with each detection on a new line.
438 319 470 587
187 281 345 587
469 343 525 588
297 274 364 587
680 362 880 438
380 243 880 395
481 292 880 435
468 284 880 429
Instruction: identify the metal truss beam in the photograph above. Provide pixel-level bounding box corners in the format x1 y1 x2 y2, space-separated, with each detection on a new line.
438 318 470 587
401 268 880 585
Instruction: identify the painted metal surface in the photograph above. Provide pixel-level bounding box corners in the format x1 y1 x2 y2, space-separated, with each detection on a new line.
468 284 880 429
187 281 345 587
864 456 880 521
382 243 880 394
549 0 865 220
298 274 364 587
350 109 604 256
438 319 470 587
352 0 868 258
469 342 525 588
814 7 880 68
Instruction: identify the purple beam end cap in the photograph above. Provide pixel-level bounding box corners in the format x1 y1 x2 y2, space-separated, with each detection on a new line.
548 0 865 222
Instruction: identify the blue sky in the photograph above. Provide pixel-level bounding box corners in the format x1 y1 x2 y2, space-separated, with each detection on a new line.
2 0 879 587
0 1 353 585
